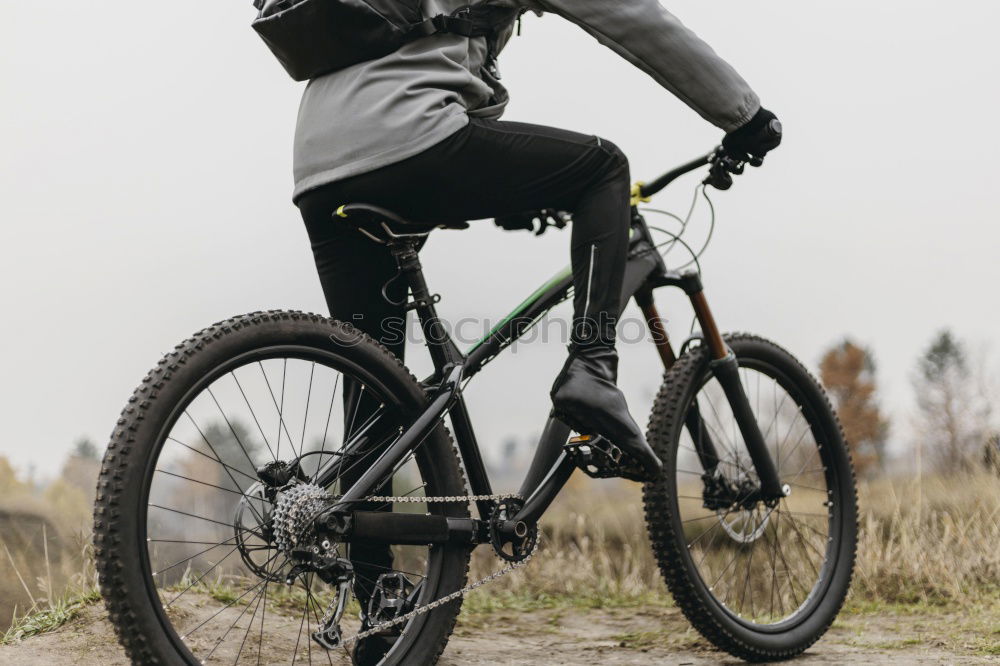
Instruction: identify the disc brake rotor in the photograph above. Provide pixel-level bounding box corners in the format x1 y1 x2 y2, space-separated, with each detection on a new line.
717 506 771 544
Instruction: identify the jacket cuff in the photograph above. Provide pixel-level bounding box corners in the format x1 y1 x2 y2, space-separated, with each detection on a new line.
722 93 762 133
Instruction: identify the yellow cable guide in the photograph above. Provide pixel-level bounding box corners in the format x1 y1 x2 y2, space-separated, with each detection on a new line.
630 181 650 207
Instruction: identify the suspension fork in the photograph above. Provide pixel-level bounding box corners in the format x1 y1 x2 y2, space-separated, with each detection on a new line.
639 277 785 502
685 279 785 502
637 289 721 473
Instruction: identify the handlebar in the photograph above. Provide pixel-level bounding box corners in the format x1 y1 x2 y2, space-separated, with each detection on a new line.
637 152 715 201
639 118 783 199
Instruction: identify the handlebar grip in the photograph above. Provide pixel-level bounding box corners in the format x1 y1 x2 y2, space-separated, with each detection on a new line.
766 118 783 138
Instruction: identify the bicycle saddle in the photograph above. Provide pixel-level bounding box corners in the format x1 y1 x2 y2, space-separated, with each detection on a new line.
333 203 468 241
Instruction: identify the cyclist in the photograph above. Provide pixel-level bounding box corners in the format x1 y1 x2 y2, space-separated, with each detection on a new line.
291 3 779 660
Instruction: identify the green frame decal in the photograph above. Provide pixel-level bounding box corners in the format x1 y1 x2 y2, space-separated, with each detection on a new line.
465 265 572 354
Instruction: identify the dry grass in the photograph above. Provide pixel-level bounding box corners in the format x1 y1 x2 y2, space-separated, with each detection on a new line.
2 472 997 642
466 478 666 612
466 472 1000 613
851 473 1000 606
0 463 99 642
0 534 98 645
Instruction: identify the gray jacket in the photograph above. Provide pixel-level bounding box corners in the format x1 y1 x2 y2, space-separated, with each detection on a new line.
292 0 759 201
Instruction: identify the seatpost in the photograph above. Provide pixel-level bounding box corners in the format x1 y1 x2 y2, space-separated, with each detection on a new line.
387 238 463 374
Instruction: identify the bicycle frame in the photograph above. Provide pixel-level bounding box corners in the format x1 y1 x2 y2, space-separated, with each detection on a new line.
316 159 786 546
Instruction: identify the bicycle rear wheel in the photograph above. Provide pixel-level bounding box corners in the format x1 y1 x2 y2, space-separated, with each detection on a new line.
93 311 470 665
643 333 857 661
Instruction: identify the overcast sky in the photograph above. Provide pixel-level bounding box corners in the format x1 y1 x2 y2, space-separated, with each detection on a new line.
2 1 997 479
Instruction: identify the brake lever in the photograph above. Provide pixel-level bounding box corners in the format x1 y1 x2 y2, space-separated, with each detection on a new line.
705 164 733 191
704 149 764 190
705 150 738 190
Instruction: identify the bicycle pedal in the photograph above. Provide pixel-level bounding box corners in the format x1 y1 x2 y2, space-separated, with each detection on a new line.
564 435 625 479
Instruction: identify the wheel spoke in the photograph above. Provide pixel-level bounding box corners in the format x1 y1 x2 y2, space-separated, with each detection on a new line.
738 508 757 614
201 572 269 662
206 386 269 468
133 351 456 665
164 547 241 608
302 580 337 666
329 421 397 492
152 528 256 577
314 372 342 484
155 468 271 504
230 370 279 462
258 360 297 461
291 594 308 666
771 512 805 607
167 436 260 484
149 503 261 534
181 412 268 525
776 421 813 473
700 389 741 466
673 357 845 628
233 575 267 665
299 362 317 455
767 510 782 619
784 481 827 493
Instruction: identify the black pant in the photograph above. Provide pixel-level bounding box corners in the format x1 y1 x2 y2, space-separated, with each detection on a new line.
297 118 631 609
298 117 632 353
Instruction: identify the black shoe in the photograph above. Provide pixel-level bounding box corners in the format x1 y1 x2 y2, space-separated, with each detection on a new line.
550 346 663 482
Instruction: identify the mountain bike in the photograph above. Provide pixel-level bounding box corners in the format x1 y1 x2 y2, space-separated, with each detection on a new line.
93 146 858 665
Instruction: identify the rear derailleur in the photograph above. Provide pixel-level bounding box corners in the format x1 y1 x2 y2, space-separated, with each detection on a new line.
313 572 419 650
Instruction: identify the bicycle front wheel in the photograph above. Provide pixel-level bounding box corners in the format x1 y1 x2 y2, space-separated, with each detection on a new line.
643 333 858 662
93 311 470 665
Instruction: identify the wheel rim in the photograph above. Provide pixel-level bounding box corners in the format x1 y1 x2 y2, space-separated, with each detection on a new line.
672 357 840 629
139 347 450 664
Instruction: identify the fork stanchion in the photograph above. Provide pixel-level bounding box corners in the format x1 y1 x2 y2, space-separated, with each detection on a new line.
635 289 677 371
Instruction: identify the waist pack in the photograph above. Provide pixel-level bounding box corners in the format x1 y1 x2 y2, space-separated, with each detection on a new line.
251 0 519 81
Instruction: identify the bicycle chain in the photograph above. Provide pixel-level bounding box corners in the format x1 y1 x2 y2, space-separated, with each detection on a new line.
318 492 539 647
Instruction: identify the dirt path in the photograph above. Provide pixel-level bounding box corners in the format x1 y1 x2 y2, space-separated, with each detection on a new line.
2 600 995 665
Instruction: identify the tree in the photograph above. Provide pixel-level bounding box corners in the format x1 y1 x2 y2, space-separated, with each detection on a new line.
0 455 30 496
72 437 100 462
61 438 103 496
819 340 890 477
912 330 991 475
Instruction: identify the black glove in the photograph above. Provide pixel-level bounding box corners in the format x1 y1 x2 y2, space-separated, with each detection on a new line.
722 107 783 163
494 209 571 236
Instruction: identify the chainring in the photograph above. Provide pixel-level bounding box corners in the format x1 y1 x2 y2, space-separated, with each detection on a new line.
489 498 538 563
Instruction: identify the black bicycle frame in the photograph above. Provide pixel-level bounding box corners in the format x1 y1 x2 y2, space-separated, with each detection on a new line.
316 158 786 546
